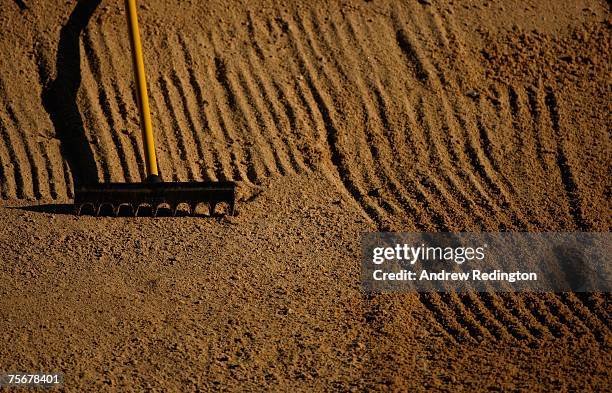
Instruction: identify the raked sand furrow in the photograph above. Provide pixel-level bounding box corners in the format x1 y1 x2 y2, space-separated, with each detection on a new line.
444 292 498 341
418 293 478 343
169 69 210 180
391 7 517 229
504 84 558 228
299 11 411 222
441 76 533 229
46 141 69 199
549 295 597 338
269 79 316 172
0 114 20 200
288 79 325 169
0 107 30 199
288 56 387 225
171 34 215 174
392 25 497 229
354 7 584 338
340 14 455 230
278 11 388 227
243 47 309 174
178 35 236 182
222 16 301 177
82 30 130 183
527 84 586 229
60 154 74 199
420 5 478 90
498 294 552 340
318 13 420 220
209 38 274 181
208 25 284 182
478 293 533 341
200 45 253 183
157 75 199 180
160 33 207 181
215 59 275 181
234 68 291 177
401 90 485 230
79 51 115 184
208 96 251 183
97 23 145 182
402 47 518 230
457 293 511 341
537 295 593 339
474 98 519 196
461 289 536 342
383 7 602 343
36 140 58 200
413 97 494 229
525 85 556 173
559 293 611 343
292 10 408 222
573 293 612 332
0 138 14 199
301 73 388 227
525 294 574 338
18 77 64 199
148 81 183 182
242 14 315 173
83 31 131 176
0 96 43 199
9 101 55 200
544 87 589 231
490 83 560 229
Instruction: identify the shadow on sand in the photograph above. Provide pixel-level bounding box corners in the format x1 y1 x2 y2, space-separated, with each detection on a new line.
42 0 102 189
19 204 75 215
21 1 101 215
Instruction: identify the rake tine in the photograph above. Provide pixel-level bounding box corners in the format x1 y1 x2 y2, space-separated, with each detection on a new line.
78 203 93 216
209 202 217 216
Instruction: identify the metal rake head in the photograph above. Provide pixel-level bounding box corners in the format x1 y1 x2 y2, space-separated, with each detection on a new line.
74 181 236 217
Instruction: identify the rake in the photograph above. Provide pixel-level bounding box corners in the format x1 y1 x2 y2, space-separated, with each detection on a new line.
75 0 235 216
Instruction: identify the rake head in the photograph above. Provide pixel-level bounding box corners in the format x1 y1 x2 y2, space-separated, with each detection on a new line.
74 180 236 217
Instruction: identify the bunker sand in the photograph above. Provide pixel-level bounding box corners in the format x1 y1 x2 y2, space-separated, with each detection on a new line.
0 0 609 390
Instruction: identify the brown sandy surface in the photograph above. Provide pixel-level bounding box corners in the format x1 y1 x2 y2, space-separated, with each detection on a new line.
0 0 610 391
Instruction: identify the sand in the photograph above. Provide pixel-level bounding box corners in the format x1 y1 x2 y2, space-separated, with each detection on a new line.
0 0 610 390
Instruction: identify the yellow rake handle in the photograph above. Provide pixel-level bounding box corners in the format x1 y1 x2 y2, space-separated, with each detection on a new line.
125 0 159 178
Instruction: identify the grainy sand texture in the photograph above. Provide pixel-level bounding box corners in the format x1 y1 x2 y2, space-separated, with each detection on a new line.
0 0 610 391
